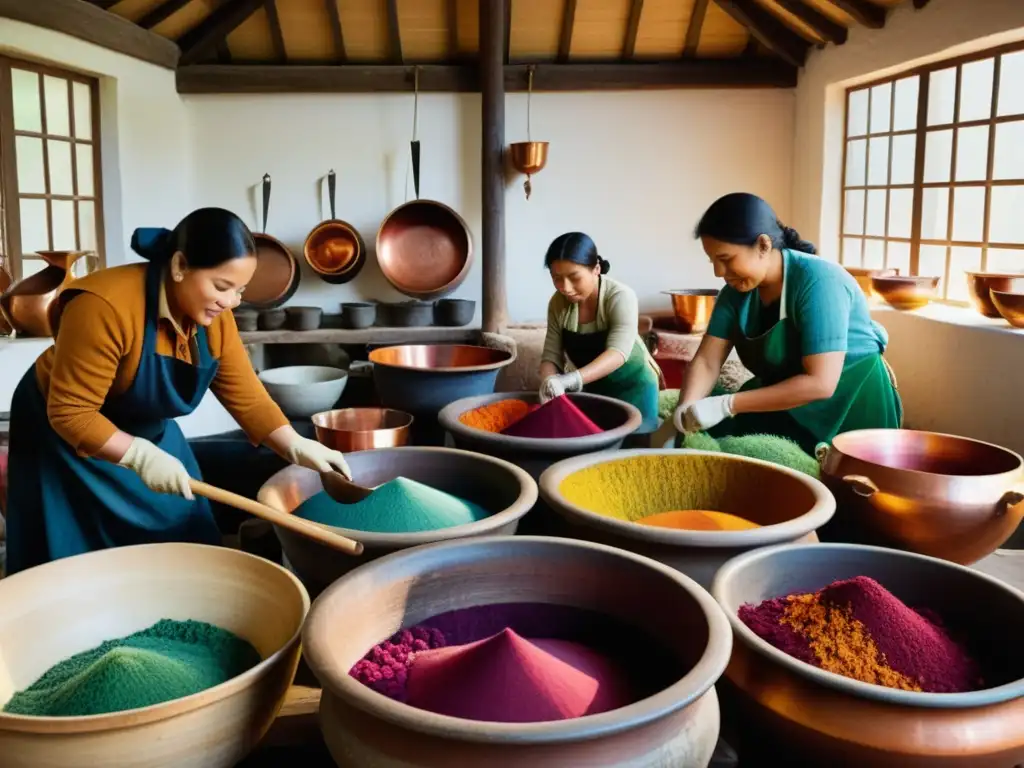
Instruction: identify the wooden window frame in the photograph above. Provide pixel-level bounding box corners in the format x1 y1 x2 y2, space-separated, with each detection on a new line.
0 55 105 281
840 40 1024 305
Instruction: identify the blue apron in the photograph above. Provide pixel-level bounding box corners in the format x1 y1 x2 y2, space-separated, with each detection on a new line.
5 262 221 575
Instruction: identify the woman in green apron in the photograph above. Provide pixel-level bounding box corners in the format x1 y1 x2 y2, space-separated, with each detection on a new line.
673 193 901 455
539 232 661 432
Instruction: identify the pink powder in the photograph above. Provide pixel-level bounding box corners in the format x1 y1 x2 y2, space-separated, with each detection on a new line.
500 395 603 439
349 626 448 700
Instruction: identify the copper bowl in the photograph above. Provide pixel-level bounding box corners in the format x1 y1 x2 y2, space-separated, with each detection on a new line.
376 200 473 301
989 289 1024 328
368 343 513 373
303 221 366 285
816 429 1024 565
712 543 1024 766
312 408 413 453
845 267 898 300
509 141 549 175
870 275 940 310
965 273 1024 318
663 289 719 334
244 234 300 310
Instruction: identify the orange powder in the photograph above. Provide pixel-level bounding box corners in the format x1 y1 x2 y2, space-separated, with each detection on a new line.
458 399 531 433
637 510 760 531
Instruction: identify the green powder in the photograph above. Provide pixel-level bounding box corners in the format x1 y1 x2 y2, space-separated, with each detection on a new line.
3 619 261 717
681 431 821 479
294 476 490 533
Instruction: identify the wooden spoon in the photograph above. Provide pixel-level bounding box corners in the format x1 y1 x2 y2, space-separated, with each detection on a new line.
320 470 375 504
189 479 364 555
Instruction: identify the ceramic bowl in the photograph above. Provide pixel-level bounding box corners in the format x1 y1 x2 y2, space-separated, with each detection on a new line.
0 543 309 768
964 273 1024 317
539 449 835 590
258 365 348 419
303 535 732 767
711 543 1024 765
989 289 1024 328
870 275 940 310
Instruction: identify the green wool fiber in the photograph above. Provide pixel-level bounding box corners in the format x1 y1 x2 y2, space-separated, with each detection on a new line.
716 434 821 479
3 619 261 717
294 477 490 533
680 431 723 452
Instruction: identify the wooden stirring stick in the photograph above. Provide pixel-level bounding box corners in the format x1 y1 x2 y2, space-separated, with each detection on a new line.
189 479 364 555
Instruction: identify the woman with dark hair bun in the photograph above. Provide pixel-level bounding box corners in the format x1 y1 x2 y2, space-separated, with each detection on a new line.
674 193 901 454
539 232 661 431
5 207 351 574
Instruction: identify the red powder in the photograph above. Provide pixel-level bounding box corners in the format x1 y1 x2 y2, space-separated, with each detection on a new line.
349 626 448 700
500 395 603 439
405 628 633 722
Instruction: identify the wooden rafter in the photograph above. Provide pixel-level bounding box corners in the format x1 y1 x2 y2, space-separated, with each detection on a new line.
558 0 577 63
623 0 644 60
773 0 847 45
912 0 931 7
265 0 286 63
325 0 346 62
447 0 459 59
137 0 191 30
683 0 709 57
385 0 403 64
825 0 885 28
503 0 512 64
714 0 808 67
178 0 265 65
216 39 232 63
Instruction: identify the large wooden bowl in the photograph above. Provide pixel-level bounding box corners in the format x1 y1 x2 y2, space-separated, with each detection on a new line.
0 543 309 768
964 272 1024 318
870 275 940 310
303 535 732 767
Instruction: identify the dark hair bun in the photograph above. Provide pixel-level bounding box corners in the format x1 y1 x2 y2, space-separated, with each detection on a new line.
598 257 610 275
781 226 817 255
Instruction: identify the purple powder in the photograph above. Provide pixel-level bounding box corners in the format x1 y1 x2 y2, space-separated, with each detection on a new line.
737 597 817 667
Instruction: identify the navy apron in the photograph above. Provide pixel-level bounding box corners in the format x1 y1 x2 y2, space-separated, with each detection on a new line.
5 262 221 575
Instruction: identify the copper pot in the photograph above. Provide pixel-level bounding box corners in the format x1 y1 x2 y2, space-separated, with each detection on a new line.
0 250 90 338
845 266 898 300
663 289 719 334
311 408 413 453
302 170 366 285
989 289 1024 328
870 275 940 310
964 272 1024 318
245 174 300 310
816 429 1024 564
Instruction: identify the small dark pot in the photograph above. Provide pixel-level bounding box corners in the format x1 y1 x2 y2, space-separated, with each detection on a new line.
434 298 476 327
233 309 258 332
258 308 286 330
381 300 434 327
285 306 323 331
341 302 377 329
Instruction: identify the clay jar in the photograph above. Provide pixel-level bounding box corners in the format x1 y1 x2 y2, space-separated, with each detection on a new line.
285 306 322 331
0 251 91 338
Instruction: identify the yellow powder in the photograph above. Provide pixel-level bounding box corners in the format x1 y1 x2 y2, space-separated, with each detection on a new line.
781 594 922 691
637 510 760 531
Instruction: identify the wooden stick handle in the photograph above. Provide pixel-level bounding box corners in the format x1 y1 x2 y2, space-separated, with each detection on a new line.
190 480 364 556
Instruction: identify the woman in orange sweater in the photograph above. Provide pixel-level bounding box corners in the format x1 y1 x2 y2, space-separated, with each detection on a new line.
5 208 350 575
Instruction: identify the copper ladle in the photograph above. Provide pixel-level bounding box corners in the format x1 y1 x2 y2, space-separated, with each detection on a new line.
320 471 375 504
189 479 363 555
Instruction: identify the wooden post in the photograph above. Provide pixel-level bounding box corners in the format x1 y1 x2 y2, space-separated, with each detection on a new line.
480 0 507 334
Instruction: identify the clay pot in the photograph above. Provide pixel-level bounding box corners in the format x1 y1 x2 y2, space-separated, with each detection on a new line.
284 306 322 331
341 301 377 329
434 298 476 327
380 300 435 327
257 309 286 331
0 251 90 338
232 309 258 332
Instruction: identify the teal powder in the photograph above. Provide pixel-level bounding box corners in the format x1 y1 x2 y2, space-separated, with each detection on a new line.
3 619 261 717
294 477 491 533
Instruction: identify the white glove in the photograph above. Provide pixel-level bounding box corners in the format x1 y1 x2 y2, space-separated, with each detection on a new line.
119 437 194 499
677 394 735 434
284 435 352 479
539 370 583 403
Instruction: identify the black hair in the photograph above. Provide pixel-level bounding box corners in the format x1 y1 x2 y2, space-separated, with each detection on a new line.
694 193 817 255
543 232 610 275
130 207 256 267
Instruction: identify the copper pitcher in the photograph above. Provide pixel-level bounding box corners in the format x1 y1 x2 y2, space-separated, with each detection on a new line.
0 251 92 338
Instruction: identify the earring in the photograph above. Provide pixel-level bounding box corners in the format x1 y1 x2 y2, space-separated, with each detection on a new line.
174 273 183 282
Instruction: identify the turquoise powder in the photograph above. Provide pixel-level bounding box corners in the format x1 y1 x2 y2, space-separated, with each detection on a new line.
294 477 490 533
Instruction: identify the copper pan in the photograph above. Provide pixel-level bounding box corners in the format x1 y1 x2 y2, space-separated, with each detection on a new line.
244 173 300 310
302 169 366 285
368 343 513 373
1 250 90 338
311 407 413 453
376 139 473 301
663 289 719 334
816 429 1024 564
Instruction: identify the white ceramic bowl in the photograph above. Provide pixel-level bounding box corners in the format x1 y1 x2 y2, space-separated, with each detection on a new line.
258 365 348 419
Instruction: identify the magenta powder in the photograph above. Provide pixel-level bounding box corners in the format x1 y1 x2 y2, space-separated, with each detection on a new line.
737 597 817 667
501 395 603 439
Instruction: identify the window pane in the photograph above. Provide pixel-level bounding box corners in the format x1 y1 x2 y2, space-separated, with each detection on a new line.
870 83 892 133
72 82 92 140
78 200 97 251
888 188 913 238
993 120 1024 180
890 134 916 184
893 76 919 131
844 190 865 235
47 139 74 196
863 239 885 269
985 247 1024 273
919 245 947 293
990 185 1024 244
11 69 41 132
958 58 994 122
865 190 887 236
997 51 1024 117
845 139 866 185
887 241 910 273
954 125 989 182
923 129 953 182
951 187 985 242
21 259 47 279
848 89 869 136
921 187 949 240
842 237 863 266
51 199 76 250
927 67 957 125
948 247 982 302
15 136 45 194
19 198 49 253
867 136 889 185
75 144 95 196
43 76 70 137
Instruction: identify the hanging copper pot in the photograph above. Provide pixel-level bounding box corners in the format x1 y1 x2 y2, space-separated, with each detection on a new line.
244 173 301 311
509 141 548 200
0 250 91 338
303 169 366 285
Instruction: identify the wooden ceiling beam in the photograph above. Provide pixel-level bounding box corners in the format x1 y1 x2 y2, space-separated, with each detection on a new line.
325 0 346 62
265 0 286 63
825 0 885 28
912 0 931 8
683 0 709 57
385 0 403 64
558 0 577 63
714 0 808 67
504 0 512 64
176 60 798 94
178 0 264 65
137 0 191 30
623 0 644 59
0 0 180 68
773 0 847 44
447 0 459 59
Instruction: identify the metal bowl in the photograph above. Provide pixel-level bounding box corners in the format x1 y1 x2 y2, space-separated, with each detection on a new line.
712 543 1024 764
870 275 940 310
312 407 413 452
302 535 731 767
663 289 719 334
509 141 549 175
539 449 835 590
844 266 898 300
816 429 1024 564
965 273 1024 318
257 446 536 596
989 289 1024 328
303 221 366 285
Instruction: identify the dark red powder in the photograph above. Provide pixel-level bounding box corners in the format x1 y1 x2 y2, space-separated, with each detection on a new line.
736 597 818 667
500 395 603 439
